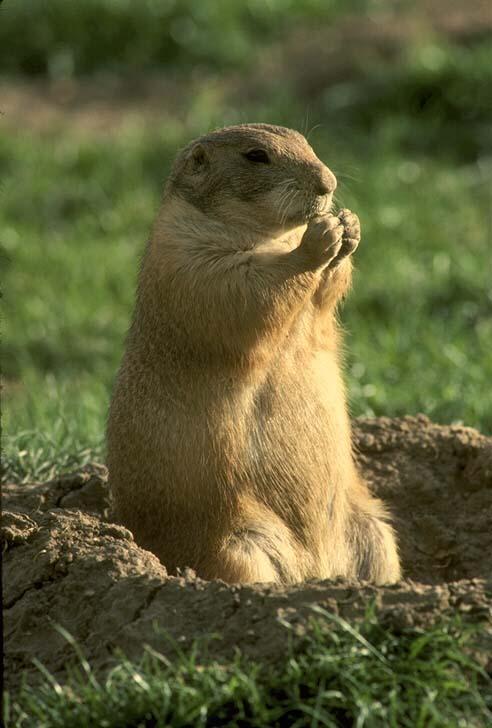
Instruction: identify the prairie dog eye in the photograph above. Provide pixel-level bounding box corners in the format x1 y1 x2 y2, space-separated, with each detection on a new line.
243 149 270 164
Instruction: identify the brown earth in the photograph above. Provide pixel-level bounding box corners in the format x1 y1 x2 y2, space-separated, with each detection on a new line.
3 415 492 692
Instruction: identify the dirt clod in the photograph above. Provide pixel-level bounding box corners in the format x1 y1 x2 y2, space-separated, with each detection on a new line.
3 416 491 691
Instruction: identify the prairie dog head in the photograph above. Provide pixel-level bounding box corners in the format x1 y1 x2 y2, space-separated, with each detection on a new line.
165 123 337 236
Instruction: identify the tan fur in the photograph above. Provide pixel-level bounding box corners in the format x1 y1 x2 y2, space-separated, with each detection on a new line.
107 123 401 585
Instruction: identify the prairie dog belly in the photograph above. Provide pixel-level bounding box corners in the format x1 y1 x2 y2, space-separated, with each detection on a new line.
219 346 354 522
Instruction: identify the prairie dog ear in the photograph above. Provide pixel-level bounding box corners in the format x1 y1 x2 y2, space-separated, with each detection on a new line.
188 143 209 172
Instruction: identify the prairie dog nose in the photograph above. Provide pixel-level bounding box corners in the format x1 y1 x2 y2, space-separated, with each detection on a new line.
315 167 337 195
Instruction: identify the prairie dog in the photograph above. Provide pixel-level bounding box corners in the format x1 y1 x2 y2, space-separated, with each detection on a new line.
107 123 400 585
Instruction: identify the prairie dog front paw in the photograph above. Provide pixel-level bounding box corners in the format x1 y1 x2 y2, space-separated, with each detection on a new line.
298 214 344 269
328 208 361 270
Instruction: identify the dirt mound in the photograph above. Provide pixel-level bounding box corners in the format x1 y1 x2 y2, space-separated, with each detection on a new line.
3 416 492 691
3 463 110 517
354 415 492 583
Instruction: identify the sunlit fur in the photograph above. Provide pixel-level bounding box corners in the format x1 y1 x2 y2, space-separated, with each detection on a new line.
107 123 400 585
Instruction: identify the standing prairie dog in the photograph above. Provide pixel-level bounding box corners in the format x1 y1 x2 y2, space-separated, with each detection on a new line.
107 123 400 585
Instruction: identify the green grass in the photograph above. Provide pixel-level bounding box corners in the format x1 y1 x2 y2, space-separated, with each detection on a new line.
2 115 491 482
5 612 492 727
2 1 491 484
0 0 368 76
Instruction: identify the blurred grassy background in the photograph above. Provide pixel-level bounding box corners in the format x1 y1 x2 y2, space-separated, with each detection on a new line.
2 0 492 482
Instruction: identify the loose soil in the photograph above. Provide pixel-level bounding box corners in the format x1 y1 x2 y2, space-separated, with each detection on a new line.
3 416 492 692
